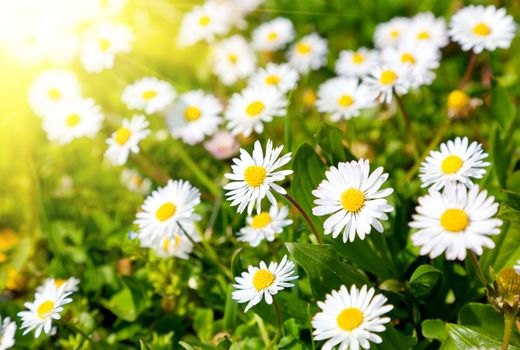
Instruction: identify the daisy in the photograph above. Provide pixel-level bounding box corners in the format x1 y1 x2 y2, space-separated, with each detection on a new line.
152 232 194 259
28 69 81 118
120 169 152 195
166 90 223 145
18 283 74 338
405 12 449 49
177 1 232 46
251 17 295 52
80 22 134 73
42 98 103 144
315 77 376 122
225 85 287 137
224 140 293 215
0 316 16 350
419 137 489 190
37 277 80 295
203 130 240 160
312 159 394 243
335 48 380 78
449 5 516 54
237 204 292 247
248 63 300 94
212 35 256 86
363 64 411 104
232 255 298 312
409 184 502 261
312 285 393 350
287 33 328 74
135 180 201 246
122 77 176 115
104 114 150 165
374 17 410 48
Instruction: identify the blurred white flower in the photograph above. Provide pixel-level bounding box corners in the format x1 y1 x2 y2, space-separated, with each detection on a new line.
405 12 449 49
363 64 411 104
212 35 256 86
120 169 152 195
177 1 232 46
105 115 150 165
374 17 410 48
237 204 292 247
251 17 295 51
0 316 16 350
335 48 380 78
122 77 176 115
203 130 240 160
248 63 300 94
152 232 194 259
287 33 328 74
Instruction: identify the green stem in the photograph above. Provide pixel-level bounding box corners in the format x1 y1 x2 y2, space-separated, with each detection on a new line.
468 250 488 287
254 314 270 346
130 153 170 185
285 90 295 151
394 93 419 161
264 298 283 350
282 192 323 244
502 312 515 350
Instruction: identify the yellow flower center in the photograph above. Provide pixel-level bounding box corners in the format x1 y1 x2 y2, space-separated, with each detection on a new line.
447 90 470 110
267 32 278 41
246 101 265 117
184 106 202 121
114 128 132 145
296 42 311 55
155 202 177 222
99 38 111 51
380 70 397 85
48 88 61 100
228 54 238 64
265 75 280 85
244 165 267 187
162 235 180 253
341 188 365 213
338 95 354 107
142 90 157 100
440 208 469 232
54 279 66 288
401 53 416 64
352 53 365 64
199 15 211 27
441 155 463 174
66 113 81 127
302 89 316 107
417 31 430 40
252 269 275 291
473 22 491 36
337 307 364 331
251 212 272 229
37 300 55 319
390 30 400 38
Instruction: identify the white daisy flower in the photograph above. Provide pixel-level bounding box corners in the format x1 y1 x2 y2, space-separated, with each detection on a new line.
120 169 152 195
316 77 376 122
203 130 240 160
225 85 287 137
419 137 489 190
409 184 502 261
405 12 449 49
152 232 194 259
374 17 410 48
37 277 80 294
232 255 298 312
177 1 232 46
312 159 394 243
237 204 292 247
224 140 293 215
87 0 127 19
212 35 256 86
230 0 265 15
17 283 74 338
28 69 81 118
248 63 299 94
363 64 411 104
42 98 103 144
312 285 393 350
166 90 223 145
287 33 328 74
135 180 201 247
251 17 295 51
515 260 520 275
0 316 16 350
122 77 176 115
335 48 380 78
105 114 150 165
449 5 516 54
80 22 134 73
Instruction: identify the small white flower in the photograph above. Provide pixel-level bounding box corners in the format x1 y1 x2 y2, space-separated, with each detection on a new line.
230 0 265 15
28 69 81 118
37 277 80 296
105 115 150 165
335 48 380 78
224 140 293 215
287 33 328 74
166 90 223 145
232 255 298 312
212 35 256 86
248 63 300 94
409 184 502 261
225 85 287 137
374 17 410 48
312 159 394 242
251 17 295 51
316 77 376 122
449 5 516 54
515 260 520 275
237 204 292 247
152 232 194 259
363 64 411 104
0 316 16 350
419 137 489 191
405 12 449 49
312 285 393 350
203 130 240 160
120 169 152 195
135 180 201 246
122 77 176 115
177 1 232 46
42 98 103 144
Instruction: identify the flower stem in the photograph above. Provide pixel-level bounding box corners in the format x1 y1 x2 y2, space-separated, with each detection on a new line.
282 192 323 244
264 298 283 350
460 52 478 89
393 93 419 161
468 250 488 287
502 312 515 350
130 153 170 185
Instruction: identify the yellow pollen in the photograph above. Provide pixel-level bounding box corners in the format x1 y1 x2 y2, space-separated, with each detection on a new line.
440 209 469 232
246 101 265 117
48 88 61 100
37 300 54 319
184 106 202 121
337 308 364 331
296 42 311 55
473 22 491 36
174 234 181 247
352 53 365 64
142 90 157 100
498 268 520 295
267 32 278 41
447 90 470 110
114 127 132 145
251 212 272 229
199 15 211 26
265 75 280 85
99 38 111 51
338 95 354 107
244 165 267 187
66 113 80 127
441 155 463 174
417 31 430 40
252 269 275 291
162 238 170 252
380 70 397 85
54 279 66 288
390 30 400 38
341 188 365 213
401 53 416 64
228 54 238 64
155 202 177 222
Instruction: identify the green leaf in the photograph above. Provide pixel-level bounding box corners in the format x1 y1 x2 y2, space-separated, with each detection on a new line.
490 125 511 189
491 82 516 131
223 284 238 330
407 265 443 298
193 308 214 342
480 220 520 276
101 277 148 322
374 325 417 350
230 248 244 277
421 319 448 342
285 242 368 299
315 123 354 164
446 324 520 349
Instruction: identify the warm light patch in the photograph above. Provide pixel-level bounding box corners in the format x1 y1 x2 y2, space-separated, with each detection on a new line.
99 39 112 51
337 308 364 331
265 75 280 85
252 269 275 290
115 127 131 145
155 202 177 222
341 188 365 213
184 106 202 121
380 70 397 85
246 101 265 117
401 53 416 64
417 31 430 40
199 15 211 27
352 53 365 64
66 113 81 127
142 90 157 100
440 209 469 232
48 88 61 100
244 165 267 187
37 300 54 319
473 22 491 36
267 32 278 41
251 212 272 229
441 155 463 174
296 42 311 55
338 95 354 107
